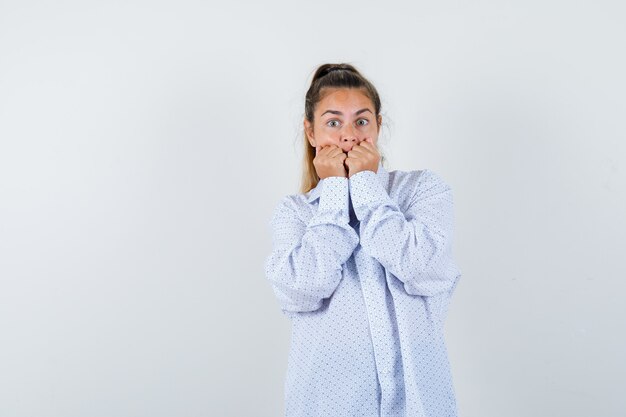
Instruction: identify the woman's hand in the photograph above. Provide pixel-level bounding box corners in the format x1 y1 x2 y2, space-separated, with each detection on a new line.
314 144 348 179
345 138 380 178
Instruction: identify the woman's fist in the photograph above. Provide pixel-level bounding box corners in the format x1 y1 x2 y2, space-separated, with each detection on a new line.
313 144 348 179
345 138 380 177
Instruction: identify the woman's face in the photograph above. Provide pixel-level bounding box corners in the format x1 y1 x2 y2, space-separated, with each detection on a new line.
304 88 382 154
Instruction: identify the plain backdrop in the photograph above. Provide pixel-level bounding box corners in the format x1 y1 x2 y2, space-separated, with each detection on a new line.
1 1 625 416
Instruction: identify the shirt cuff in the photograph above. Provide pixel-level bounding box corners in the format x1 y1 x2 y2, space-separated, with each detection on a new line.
309 176 351 226
349 169 395 220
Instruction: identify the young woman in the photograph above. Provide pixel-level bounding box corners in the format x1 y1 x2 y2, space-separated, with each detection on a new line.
264 63 463 417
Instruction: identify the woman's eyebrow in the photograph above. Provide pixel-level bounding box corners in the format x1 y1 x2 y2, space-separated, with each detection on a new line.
321 108 373 117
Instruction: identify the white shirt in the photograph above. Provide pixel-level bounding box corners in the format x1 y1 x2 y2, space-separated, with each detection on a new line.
264 161 462 417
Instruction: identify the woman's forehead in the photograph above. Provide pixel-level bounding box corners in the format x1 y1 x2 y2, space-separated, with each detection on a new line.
317 88 373 109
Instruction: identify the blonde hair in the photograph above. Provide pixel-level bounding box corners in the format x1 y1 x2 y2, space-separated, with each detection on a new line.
299 63 386 194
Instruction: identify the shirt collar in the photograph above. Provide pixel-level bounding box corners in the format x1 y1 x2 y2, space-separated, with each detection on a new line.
306 160 388 203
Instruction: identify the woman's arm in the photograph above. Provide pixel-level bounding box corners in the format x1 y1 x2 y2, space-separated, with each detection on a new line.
349 169 461 297
264 177 359 316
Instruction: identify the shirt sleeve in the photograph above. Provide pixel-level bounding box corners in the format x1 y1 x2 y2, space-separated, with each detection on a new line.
264 177 360 316
349 168 461 297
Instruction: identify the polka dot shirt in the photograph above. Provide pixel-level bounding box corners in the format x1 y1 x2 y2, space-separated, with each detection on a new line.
264 160 462 417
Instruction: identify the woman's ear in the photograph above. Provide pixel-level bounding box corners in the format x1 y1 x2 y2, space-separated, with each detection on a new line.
304 119 316 146
377 115 382 133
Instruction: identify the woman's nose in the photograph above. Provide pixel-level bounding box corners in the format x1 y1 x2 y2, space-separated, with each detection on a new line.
340 123 359 142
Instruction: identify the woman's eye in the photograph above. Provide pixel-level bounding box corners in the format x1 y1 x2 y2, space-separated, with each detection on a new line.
357 119 369 126
327 120 340 127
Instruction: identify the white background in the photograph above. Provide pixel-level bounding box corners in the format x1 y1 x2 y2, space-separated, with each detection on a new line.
1 1 624 416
